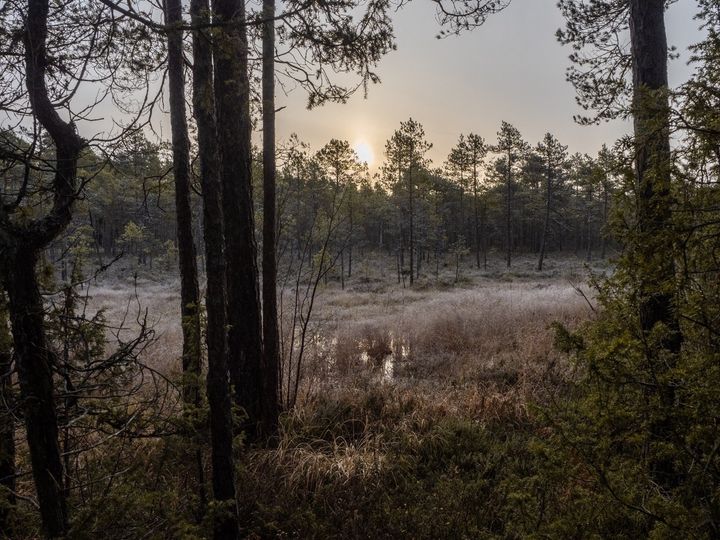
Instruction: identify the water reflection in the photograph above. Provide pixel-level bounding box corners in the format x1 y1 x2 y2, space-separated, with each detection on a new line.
310 330 411 382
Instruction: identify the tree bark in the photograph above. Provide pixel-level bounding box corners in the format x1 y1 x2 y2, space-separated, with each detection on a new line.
473 164 480 269
262 0 280 434
481 197 488 270
5 250 67 537
0 293 15 533
629 0 681 351
409 166 414 285
190 0 239 535
213 0 265 435
505 154 512 268
164 0 205 508
601 185 609 259
537 165 552 271
0 1 87 533
348 196 353 278
629 0 682 490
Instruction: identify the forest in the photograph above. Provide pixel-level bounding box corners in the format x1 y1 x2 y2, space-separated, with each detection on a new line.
1 0 720 538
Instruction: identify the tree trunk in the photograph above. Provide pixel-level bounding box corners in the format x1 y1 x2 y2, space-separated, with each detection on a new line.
629 0 681 351
601 186 609 259
0 1 87 532
0 294 15 533
481 197 488 270
458 186 464 244
409 168 415 285
473 180 480 268
165 0 205 509
584 203 591 262
505 155 512 268
340 250 345 289
537 170 552 271
396 249 401 284
5 250 67 537
190 0 238 535
261 0 280 435
213 0 265 434
629 0 682 490
348 199 353 278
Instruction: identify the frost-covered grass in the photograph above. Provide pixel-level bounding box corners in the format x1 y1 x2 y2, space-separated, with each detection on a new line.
61 254 601 537
85 252 596 416
83 276 184 375
237 267 597 538
292 274 592 424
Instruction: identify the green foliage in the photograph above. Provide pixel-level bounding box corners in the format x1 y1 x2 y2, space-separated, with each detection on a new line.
542 159 720 537
66 436 207 539
235 391 547 539
158 239 179 271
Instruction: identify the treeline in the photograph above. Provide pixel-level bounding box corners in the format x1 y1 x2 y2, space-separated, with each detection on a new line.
275 122 617 286
50 122 619 285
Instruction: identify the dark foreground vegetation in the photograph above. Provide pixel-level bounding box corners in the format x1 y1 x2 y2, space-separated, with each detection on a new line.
2 0 720 538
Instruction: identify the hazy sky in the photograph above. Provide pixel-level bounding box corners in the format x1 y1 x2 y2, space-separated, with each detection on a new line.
275 0 701 170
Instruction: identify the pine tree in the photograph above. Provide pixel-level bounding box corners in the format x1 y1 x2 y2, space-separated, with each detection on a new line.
382 119 433 285
493 122 528 268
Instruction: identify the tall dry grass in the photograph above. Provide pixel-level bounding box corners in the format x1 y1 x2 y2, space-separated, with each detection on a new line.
245 278 594 524
73 260 598 537
88 271 593 430
298 281 591 414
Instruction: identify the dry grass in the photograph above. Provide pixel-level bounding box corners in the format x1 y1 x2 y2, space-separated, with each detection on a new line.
87 257 594 437
86 257 595 425
83 276 184 377
255 267 595 502
302 278 592 413
40 255 600 537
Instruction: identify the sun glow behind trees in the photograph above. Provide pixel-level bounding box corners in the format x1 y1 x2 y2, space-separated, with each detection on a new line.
353 140 375 166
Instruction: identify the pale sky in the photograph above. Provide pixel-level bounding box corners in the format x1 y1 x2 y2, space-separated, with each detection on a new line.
275 0 701 170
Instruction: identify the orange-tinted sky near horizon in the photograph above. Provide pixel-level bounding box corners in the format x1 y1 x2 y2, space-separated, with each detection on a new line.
274 0 699 171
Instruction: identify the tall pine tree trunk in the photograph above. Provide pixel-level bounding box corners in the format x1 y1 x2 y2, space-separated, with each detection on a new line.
473 183 480 269
213 0 265 435
629 0 681 351
629 0 682 490
164 0 205 507
584 200 591 262
262 0 281 434
537 171 552 271
481 197 488 270
348 200 353 278
505 155 512 268
601 186 609 259
190 0 238 535
409 168 415 285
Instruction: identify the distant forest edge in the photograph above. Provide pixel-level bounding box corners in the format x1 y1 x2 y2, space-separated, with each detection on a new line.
2 123 619 284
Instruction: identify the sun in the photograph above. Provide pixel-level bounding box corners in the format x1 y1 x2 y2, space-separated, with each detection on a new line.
353 140 375 166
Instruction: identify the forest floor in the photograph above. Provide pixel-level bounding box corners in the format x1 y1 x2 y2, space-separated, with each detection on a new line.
82 252 609 536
